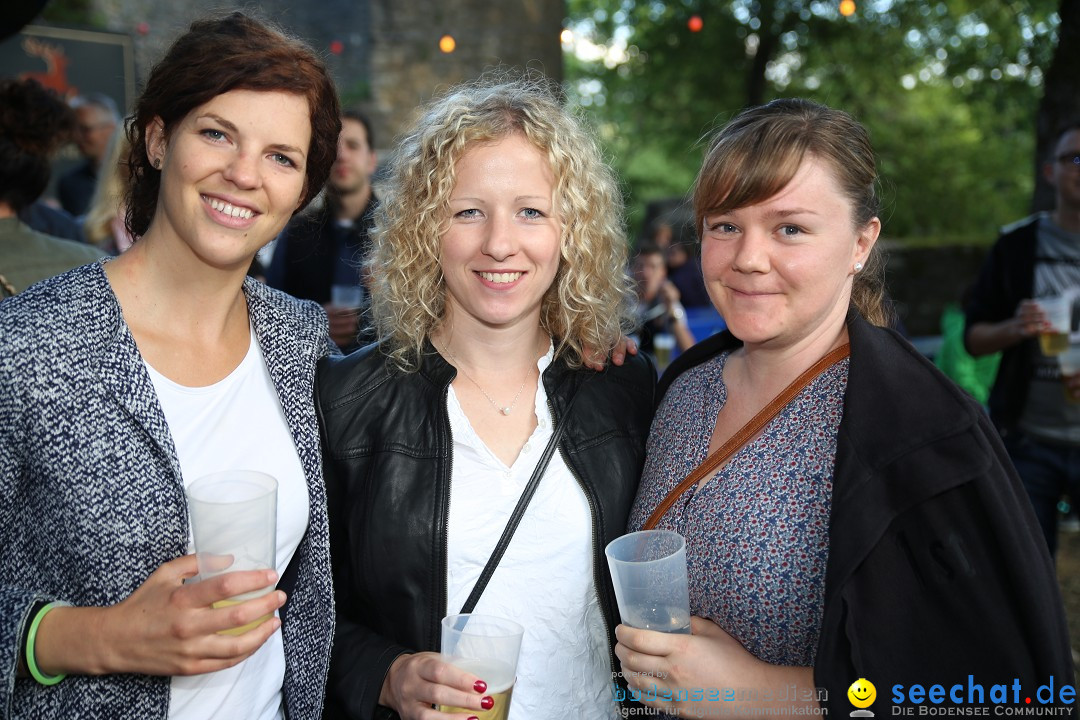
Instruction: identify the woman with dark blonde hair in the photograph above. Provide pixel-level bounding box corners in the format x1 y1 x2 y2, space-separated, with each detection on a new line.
318 78 655 720
82 129 134 254
0 11 340 719
616 98 1072 716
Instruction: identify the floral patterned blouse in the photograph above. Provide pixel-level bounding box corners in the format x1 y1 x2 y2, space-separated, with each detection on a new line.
628 351 849 666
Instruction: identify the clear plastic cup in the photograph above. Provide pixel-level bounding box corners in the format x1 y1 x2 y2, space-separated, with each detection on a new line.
604 529 691 634
653 333 676 370
1037 294 1072 356
439 614 524 719
1059 338 1080 404
186 470 277 634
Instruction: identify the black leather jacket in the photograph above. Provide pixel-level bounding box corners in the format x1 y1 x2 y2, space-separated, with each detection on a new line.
316 341 656 720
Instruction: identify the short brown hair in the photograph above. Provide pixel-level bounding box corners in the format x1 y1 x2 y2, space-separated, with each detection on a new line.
124 11 341 238
693 98 890 326
342 108 374 149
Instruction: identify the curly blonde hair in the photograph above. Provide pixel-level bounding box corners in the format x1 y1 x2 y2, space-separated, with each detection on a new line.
370 76 635 370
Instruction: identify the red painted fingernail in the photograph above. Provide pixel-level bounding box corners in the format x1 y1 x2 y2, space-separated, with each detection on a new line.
481 696 494 710
468 717 479 720
473 680 487 693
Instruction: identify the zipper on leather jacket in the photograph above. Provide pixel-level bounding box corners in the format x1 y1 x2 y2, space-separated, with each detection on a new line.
439 382 453 646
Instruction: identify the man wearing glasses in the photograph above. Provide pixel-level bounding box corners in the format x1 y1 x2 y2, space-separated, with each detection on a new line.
965 121 1080 558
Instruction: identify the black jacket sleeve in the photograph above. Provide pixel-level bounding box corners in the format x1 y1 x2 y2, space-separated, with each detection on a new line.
317 382 411 720
963 220 1036 349
817 414 1073 711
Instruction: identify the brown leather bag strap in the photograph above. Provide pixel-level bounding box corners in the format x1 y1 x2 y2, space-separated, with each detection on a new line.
642 343 851 531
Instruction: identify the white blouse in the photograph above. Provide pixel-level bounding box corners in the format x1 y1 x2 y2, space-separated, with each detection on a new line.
445 345 619 720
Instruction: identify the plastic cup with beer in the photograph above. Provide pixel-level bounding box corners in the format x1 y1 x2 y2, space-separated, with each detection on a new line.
1036 294 1072 356
653 333 676 371
186 470 277 635
604 529 691 634
439 614 524 719
1059 337 1080 404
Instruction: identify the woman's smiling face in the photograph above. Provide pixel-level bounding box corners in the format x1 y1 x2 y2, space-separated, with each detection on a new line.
700 155 879 351
439 132 562 333
146 89 311 269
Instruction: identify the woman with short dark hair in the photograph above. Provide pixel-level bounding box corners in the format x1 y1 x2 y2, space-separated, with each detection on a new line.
0 11 341 719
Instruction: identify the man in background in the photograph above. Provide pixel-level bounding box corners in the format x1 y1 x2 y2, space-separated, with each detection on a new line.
965 121 1080 557
57 93 119 217
266 109 378 350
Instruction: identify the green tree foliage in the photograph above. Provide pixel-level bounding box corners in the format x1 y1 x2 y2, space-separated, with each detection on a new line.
565 0 1061 241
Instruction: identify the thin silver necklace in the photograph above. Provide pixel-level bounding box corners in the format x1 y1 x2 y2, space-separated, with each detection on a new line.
441 343 534 416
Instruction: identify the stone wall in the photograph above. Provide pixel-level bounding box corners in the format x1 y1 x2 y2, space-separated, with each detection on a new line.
367 0 563 148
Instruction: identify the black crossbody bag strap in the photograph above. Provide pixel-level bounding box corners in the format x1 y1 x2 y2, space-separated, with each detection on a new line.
458 384 581 614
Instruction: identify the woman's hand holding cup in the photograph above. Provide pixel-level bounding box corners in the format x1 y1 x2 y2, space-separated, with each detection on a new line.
30 554 284 679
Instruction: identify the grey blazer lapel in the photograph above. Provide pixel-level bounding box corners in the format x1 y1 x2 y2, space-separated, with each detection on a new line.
94 265 183 483
244 278 328 498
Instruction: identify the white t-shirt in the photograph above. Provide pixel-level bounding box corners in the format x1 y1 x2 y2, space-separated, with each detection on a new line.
445 345 619 720
144 326 309 720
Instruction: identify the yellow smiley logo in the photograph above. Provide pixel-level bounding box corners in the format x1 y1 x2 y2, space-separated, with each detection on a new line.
848 678 876 709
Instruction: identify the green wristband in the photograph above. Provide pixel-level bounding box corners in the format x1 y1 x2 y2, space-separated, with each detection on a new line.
26 601 71 686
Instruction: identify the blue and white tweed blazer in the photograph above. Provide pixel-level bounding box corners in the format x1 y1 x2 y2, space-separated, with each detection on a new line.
0 261 336 719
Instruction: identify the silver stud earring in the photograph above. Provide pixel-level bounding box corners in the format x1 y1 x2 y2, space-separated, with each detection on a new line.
854 262 864 272
153 158 161 169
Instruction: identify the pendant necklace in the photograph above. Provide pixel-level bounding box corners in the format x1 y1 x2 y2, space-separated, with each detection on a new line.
442 344 534 416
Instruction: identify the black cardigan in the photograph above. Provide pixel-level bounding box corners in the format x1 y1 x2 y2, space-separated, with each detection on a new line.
658 311 1073 712
963 215 1039 435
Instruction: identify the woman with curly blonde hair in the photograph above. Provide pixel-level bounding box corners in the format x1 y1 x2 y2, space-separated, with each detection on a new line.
369 78 634 371
316 77 656 720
